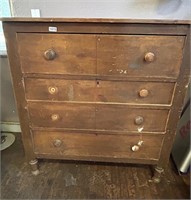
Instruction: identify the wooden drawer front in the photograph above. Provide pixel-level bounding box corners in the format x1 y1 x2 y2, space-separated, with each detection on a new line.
32 131 164 161
17 33 96 75
97 35 184 78
25 78 96 102
28 102 95 129
96 80 174 105
25 78 174 105
28 102 168 132
96 105 169 132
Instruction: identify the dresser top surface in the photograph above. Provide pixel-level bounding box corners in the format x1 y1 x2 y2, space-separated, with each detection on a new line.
1 17 191 24
1 0 191 24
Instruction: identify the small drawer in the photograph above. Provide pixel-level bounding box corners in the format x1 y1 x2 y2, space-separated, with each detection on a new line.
17 33 97 75
25 78 175 105
32 130 164 161
97 35 184 78
28 102 169 132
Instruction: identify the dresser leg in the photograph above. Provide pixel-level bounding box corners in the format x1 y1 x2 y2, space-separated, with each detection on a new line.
152 166 164 183
29 159 40 175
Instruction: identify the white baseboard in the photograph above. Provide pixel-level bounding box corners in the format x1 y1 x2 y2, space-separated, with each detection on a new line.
1 122 21 133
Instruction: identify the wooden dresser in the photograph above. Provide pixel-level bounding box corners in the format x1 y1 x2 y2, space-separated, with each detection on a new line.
2 18 190 182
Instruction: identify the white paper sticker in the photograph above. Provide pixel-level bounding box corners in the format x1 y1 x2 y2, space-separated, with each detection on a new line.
49 27 57 32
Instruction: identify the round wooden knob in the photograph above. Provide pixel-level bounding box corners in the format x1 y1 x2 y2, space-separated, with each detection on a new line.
44 49 56 60
48 86 58 94
139 89 149 98
53 139 62 147
135 116 144 125
51 114 59 121
144 52 155 62
131 145 139 152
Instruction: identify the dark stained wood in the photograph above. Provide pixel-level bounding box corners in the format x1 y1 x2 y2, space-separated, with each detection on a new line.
96 81 174 105
25 78 175 105
97 35 185 78
32 131 164 161
1 17 191 24
17 33 97 75
158 26 191 168
25 78 97 102
2 18 190 181
23 73 178 82
28 102 169 132
95 105 169 132
2 22 189 36
28 102 96 130
18 33 184 78
2 22 35 162
1 133 190 199
31 127 166 136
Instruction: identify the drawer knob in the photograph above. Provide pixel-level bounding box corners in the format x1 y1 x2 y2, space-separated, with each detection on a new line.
48 86 58 94
53 139 62 147
44 49 56 60
51 114 60 121
144 52 155 62
139 89 149 98
135 116 144 125
131 145 139 152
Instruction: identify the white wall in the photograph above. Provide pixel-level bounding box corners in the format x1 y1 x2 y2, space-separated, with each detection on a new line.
10 0 191 20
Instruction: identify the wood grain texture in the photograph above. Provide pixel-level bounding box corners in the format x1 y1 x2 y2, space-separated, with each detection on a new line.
1 17 191 24
17 33 97 75
18 33 184 78
25 78 175 105
1 133 190 199
28 102 169 132
95 105 169 132
158 26 191 168
97 35 185 78
25 78 97 102
7 22 189 36
32 131 164 161
2 19 190 175
28 102 95 130
2 22 35 161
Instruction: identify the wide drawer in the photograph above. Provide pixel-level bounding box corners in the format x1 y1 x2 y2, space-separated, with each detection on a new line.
32 131 164 161
28 102 169 132
17 33 184 78
25 78 175 105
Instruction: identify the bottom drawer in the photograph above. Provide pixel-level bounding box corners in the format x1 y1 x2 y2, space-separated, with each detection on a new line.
32 131 164 162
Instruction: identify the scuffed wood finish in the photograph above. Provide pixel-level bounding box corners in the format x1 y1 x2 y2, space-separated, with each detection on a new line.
95 105 169 132
28 102 169 132
25 78 175 105
25 78 96 102
2 18 190 180
1 17 191 24
32 131 164 161
17 33 97 75
97 35 185 78
18 33 184 78
2 22 36 161
158 28 191 168
2 133 189 199
28 102 95 130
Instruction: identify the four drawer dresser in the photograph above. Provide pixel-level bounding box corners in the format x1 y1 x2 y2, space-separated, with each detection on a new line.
2 18 190 183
